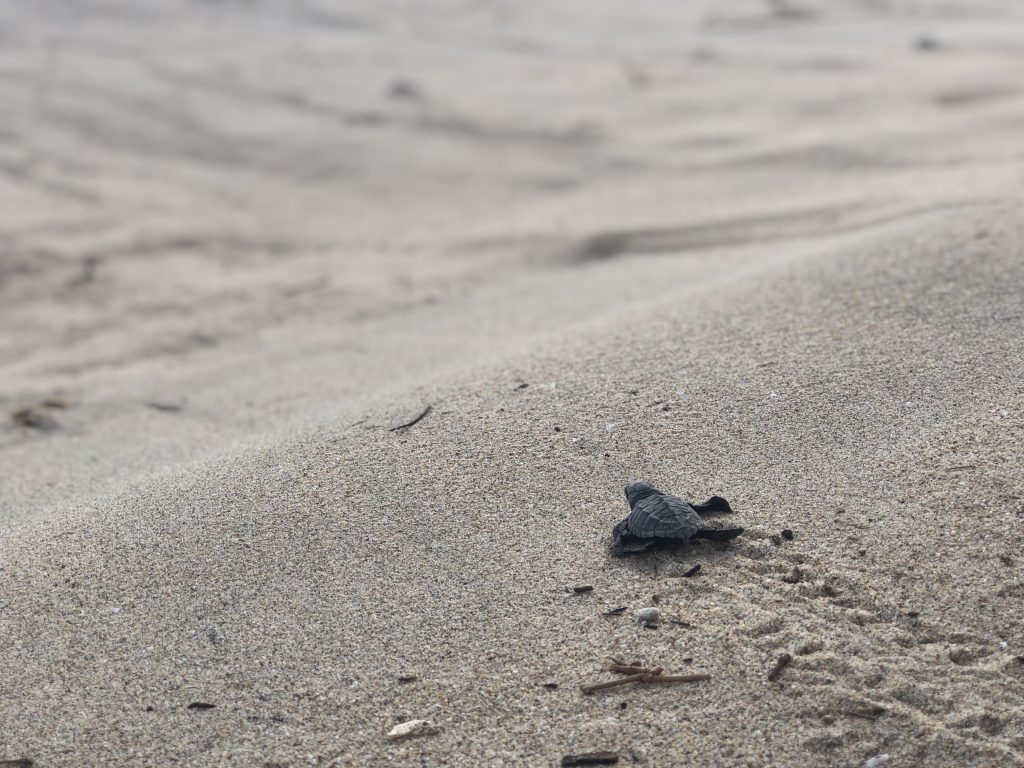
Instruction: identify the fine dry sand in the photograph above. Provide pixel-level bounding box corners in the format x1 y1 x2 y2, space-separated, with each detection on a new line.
2 1 1023 766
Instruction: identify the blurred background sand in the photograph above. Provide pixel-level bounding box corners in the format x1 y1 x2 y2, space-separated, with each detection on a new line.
1 1 1023 766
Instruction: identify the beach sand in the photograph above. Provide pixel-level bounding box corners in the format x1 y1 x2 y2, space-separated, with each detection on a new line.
2 2 1023 766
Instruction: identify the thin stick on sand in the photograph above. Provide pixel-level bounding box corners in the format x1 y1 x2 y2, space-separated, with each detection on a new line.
645 673 711 683
581 662 710 694
389 405 432 432
580 670 653 694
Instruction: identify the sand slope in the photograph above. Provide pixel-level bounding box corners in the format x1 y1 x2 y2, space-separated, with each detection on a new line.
2 2 1024 766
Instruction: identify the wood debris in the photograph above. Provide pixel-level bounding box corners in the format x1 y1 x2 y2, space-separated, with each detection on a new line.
389 405 432 432
580 659 710 695
843 704 887 720
561 752 619 766
768 652 792 681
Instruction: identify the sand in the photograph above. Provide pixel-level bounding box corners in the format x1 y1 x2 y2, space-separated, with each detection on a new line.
2 1 1024 766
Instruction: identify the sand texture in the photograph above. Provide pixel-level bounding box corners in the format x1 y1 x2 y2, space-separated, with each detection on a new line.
2 1 1024 766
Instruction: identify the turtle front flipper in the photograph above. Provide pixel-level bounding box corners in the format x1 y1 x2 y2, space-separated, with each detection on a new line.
691 526 744 542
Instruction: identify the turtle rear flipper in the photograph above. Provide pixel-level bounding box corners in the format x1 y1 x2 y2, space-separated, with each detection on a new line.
691 526 744 542
613 538 656 557
612 519 656 557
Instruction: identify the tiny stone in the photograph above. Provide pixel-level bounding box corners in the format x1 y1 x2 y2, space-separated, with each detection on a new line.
769 534 783 546
635 607 660 627
11 406 59 431
864 755 890 768
781 529 794 541
385 719 438 741
388 79 421 99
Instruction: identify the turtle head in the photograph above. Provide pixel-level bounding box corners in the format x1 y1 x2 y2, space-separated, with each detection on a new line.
705 495 733 513
624 482 659 508
694 495 733 514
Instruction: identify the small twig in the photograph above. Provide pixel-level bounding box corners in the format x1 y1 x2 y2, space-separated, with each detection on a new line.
606 656 640 667
768 652 792 681
580 671 651 694
608 663 650 674
582 664 712 695
945 465 975 471
389 405 432 432
573 585 594 594
146 401 183 413
561 752 619 767
682 564 701 577
843 706 887 721
843 710 878 721
645 673 711 683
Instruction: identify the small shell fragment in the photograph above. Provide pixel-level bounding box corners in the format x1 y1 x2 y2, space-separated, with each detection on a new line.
864 755 890 768
386 719 438 741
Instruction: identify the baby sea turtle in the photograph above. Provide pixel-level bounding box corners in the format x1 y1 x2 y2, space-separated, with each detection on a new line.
612 482 743 557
